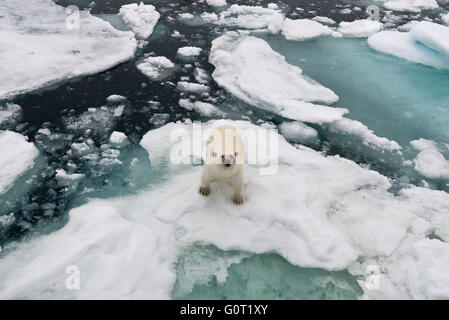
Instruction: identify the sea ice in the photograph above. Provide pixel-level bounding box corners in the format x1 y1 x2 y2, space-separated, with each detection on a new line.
377 0 439 13
118 2 160 39
0 131 38 194
0 103 22 129
338 19 383 38
179 99 226 117
201 4 285 33
177 82 210 94
0 0 137 100
1 120 449 299
281 19 333 41
410 139 449 180
206 0 227 7
278 121 319 145
410 21 449 57
209 32 347 124
177 47 203 59
136 56 176 81
368 30 449 70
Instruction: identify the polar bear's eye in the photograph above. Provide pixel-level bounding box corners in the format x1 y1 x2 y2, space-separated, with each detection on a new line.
211 152 217 157
234 152 238 157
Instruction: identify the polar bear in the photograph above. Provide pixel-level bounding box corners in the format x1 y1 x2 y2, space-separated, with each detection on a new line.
199 125 245 204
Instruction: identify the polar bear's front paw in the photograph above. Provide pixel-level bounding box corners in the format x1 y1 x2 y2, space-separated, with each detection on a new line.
199 186 210 196
232 194 244 205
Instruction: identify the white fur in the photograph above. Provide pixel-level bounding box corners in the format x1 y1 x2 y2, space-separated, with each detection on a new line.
199 125 245 204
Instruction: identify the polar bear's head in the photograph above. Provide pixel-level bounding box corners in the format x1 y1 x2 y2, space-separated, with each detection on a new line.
205 125 244 174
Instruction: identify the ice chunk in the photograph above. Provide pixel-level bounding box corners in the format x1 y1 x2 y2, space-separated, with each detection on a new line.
410 21 449 57
0 103 22 129
410 139 449 180
55 169 85 187
311 16 336 25
202 4 285 33
109 131 128 146
368 31 449 70
329 118 402 152
179 99 226 117
338 19 383 38
0 131 38 194
209 32 346 124
177 46 202 59
379 0 438 13
442 13 449 26
206 0 227 7
136 56 176 81
281 19 333 41
106 95 127 104
176 82 210 94
0 0 137 100
278 121 319 145
118 2 160 39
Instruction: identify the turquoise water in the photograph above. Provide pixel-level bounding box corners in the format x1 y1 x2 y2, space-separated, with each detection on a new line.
264 36 449 148
173 245 362 300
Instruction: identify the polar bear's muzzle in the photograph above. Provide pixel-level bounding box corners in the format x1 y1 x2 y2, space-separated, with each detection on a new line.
221 154 235 168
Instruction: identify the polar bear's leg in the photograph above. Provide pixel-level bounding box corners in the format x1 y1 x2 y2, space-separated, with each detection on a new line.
199 168 212 196
230 171 245 204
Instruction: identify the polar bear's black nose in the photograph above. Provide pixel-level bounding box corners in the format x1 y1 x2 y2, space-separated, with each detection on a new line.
224 162 231 167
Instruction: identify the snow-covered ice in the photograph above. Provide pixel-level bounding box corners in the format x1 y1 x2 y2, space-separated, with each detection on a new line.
0 131 38 194
410 21 449 57
206 0 227 7
177 46 203 59
0 0 137 100
312 16 336 25
376 0 439 13
136 56 176 81
179 99 226 117
118 2 160 39
176 81 210 94
338 20 383 38
201 4 285 33
281 19 333 41
278 121 319 145
368 24 449 70
209 32 346 124
329 118 402 152
1 120 449 299
411 139 449 180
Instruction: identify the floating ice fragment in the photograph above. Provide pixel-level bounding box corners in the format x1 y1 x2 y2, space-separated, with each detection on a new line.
281 19 333 41
118 2 160 39
0 131 38 194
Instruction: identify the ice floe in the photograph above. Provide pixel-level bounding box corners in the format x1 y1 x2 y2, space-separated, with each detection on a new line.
0 103 22 129
136 56 176 81
338 19 383 38
0 0 137 100
118 2 160 39
209 32 346 124
368 22 449 70
206 0 227 7
411 139 449 180
281 19 333 41
201 4 284 33
376 0 439 13
1 120 449 299
0 131 38 194
179 99 226 117
177 46 203 59
278 121 319 145
177 81 210 94
329 118 402 152
410 21 449 57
